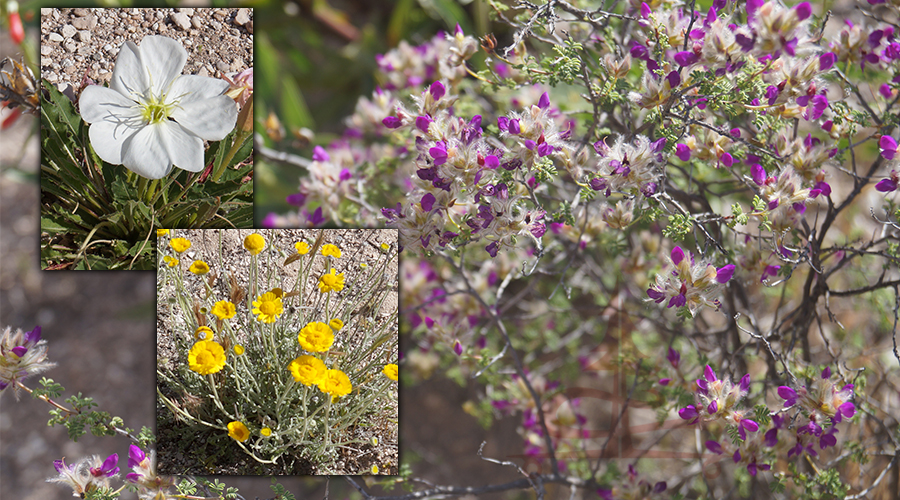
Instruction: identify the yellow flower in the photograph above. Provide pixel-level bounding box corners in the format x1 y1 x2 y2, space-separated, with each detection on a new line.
243 233 266 255
380 242 389 252
157 229 170 237
162 255 179 267
371 436 378 446
321 243 342 258
318 268 345 293
194 326 213 341
383 363 398 381
371 465 379 474
295 241 309 255
234 345 245 355
211 300 236 320
188 260 210 275
170 237 191 253
251 292 283 323
188 340 226 375
329 318 344 331
227 421 249 442
288 355 327 385
297 322 334 352
317 368 352 401
260 427 272 437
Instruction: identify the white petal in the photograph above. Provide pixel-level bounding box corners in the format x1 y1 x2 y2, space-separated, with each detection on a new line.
110 40 149 98
139 36 187 97
159 122 205 173
169 74 229 102
171 95 238 141
88 119 141 165
122 123 173 179
79 85 141 125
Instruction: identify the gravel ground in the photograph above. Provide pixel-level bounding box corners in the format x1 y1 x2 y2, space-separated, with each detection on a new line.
156 229 400 476
39 7 253 96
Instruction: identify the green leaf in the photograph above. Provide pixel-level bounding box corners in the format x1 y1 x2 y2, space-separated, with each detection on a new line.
41 78 83 138
280 77 314 131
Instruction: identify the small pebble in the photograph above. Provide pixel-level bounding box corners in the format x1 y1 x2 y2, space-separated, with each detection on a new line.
170 12 191 31
234 8 251 26
60 24 76 38
71 16 97 30
76 30 91 42
49 32 64 42
40 45 53 56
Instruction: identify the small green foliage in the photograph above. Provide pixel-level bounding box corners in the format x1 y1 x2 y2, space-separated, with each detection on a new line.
754 404 772 426
845 440 870 466
771 473 788 493
534 156 558 183
556 200 576 226
579 184 597 202
269 477 297 500
726 424 743 444
543 39 583 85
176 479 198 496
663 213 693 240
34 377 64 399
83 487 117 500
728 202 750 228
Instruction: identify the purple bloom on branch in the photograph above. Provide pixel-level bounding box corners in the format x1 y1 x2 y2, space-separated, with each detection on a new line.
538 91 550 109
716 264 735 283
382 116 402 128
778 386 798 406
429 141 449 165
312 145 330 162
879 136 898 159
671 246 685 265
421 193 436 211
429 81 446 100
415 115 433 133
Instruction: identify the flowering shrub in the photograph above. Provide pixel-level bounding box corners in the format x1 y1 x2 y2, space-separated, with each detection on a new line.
253 0 899 497
155 229 398 474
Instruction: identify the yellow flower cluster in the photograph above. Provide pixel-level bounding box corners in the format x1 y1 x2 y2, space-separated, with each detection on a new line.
318 268 345 293
318 369 352 401
188 340 226 375
321 244 341 258
170 237 191 253
288 355 326 385
329 318 344 331
252 292 283 323
383 363 398 382
162 255 178 267
297 322 334 352
211 300 236 320
188 260 209 275
243 233 266 255
227 421 249 442
157 229 170 237
295 241 309 255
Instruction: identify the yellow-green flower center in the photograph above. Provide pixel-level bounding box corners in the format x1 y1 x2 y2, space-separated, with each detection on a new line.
139 92 176 125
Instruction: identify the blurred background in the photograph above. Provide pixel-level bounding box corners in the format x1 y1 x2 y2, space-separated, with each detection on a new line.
1 0 524 499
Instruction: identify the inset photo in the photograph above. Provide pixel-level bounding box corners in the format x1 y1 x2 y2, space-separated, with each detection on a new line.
39 8 253 270
156 229 399 475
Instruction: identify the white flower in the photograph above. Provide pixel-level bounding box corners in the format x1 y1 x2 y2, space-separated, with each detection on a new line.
79 35 238 179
